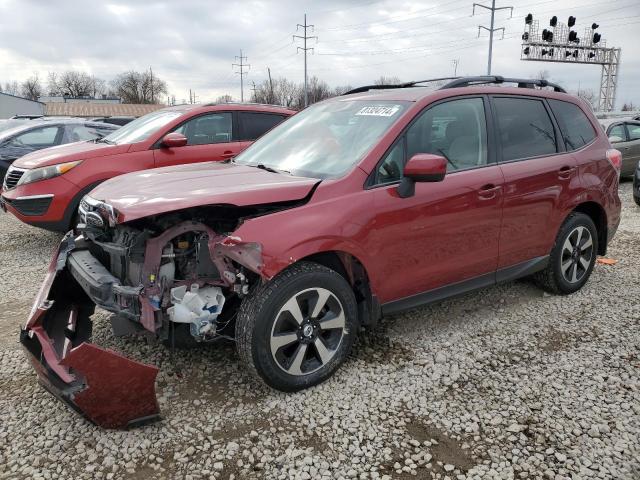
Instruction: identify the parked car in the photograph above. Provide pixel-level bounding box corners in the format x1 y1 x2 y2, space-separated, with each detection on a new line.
1 103 294 231
20 76 621 428
89 116 136 126
0 119 117 181
601 119 640 176
634 161 640 206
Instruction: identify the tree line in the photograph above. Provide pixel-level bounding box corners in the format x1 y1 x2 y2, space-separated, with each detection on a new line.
0 70 168 104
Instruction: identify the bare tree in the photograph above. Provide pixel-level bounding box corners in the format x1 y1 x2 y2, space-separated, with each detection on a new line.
20 75 43 101
536 70 550 81
333 85 353 96
3 81 20 96
111 70 167 104
622 102 636 111
215 94 233 103
373 76 402 86
47 71 101 97
251 77 301 109
296 76 332 108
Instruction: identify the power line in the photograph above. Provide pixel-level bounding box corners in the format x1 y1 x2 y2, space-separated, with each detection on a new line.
232 49 250 102
473 0 514 75
293 13 317 108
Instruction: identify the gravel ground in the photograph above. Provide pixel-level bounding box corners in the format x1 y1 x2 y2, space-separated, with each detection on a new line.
0 181 638 480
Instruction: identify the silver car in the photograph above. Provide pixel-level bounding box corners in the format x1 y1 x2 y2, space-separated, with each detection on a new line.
602 119 640 177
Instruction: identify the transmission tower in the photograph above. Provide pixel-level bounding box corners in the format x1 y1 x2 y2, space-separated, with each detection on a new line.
473 0 513 75
233 50 250 102
521 14 622 111
294 14 317 108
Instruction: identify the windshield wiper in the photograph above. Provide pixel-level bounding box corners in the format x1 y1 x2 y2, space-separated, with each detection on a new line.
97 138 115 145
254 163 291 174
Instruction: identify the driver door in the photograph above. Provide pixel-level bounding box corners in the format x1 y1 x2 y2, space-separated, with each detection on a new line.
153 112 243 167
363 97 504 304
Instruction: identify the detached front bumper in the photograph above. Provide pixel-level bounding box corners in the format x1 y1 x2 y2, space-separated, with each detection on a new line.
20 233 160 429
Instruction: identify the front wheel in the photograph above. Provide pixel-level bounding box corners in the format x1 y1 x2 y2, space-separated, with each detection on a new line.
534 212 598 295
235 262 358 391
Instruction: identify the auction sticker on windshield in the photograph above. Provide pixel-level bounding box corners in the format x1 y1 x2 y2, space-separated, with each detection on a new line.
355 105 401 117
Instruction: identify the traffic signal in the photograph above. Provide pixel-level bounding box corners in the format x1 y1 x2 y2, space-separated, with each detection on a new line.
592 23 599 30
572 49 578 58
593 33 601 44
542 29 554 42
542 48 554 56
524 47 530 55
522 32 529 41
550 16 558 27
568 16 576 27
568 31 579 42
525 13 533 24
588 52 596 58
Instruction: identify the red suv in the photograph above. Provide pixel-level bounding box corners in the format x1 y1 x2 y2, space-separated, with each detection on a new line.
21 76 621 428
1 103 294 230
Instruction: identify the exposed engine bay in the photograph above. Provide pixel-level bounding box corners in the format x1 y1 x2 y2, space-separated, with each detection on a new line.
19 198 299 428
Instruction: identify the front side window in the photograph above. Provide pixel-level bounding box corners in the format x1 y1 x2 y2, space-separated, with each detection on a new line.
103 110 183 145
494 97 557 162
548 99 596 151
239 112 286 141
11 126 60 147
234 100 409 179
174 113 233 145
627 123 640 141
406 97 488 171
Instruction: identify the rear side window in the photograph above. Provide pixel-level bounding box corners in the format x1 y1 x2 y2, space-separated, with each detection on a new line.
627 123 640 141
239 113 286 141
493 97 557 162
608 124 626 141
548 99 596 151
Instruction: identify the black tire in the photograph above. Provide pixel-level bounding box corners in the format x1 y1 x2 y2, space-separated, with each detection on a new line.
534 212 598 295
236 261 358 392
634 195 640 207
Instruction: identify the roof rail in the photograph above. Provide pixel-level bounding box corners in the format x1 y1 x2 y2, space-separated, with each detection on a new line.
343 75 566 96
440 76 566 93
343 77 460 95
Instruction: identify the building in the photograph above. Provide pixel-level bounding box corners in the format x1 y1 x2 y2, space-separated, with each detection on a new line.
0 92 45 119
44 102 164 118
38 95 122 104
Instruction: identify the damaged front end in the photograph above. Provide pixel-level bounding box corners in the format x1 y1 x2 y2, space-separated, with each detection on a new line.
21 200 267 428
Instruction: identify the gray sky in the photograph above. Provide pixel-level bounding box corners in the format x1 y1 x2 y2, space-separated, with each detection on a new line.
1 0 639 107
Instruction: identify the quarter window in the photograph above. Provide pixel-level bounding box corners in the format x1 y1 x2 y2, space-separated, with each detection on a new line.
375 140 405 184
12 126 60 147
494 97 557 162
627 123 640 141
239 113 286 141
548 99 596 151
174 113 233 145
406 97 488 172
607 124 626 141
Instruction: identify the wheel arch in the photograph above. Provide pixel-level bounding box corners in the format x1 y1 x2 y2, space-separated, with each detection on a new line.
570 201 607 255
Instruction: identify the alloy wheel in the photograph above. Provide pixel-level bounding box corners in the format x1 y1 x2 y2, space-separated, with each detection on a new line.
560 226 594 284
270 287 346 376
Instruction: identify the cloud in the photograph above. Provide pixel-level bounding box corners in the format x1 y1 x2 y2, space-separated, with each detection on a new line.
1 0 639 106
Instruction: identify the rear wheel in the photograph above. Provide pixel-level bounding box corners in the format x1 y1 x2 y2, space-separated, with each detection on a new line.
534 212 598 294
236 262 358 391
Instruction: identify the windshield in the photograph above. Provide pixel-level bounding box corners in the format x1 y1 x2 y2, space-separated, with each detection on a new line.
102 109 183 145
0 120 30 137
233 100 409 178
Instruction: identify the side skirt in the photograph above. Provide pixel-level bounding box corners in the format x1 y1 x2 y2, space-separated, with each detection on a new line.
381 255 549 316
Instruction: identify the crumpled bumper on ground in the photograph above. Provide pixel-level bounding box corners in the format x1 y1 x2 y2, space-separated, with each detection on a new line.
19 233 160 429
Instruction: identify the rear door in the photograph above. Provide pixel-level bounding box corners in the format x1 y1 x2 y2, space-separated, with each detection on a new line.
493 95 577 269
237 112 288 150
624 122 640 174
153 112 240 168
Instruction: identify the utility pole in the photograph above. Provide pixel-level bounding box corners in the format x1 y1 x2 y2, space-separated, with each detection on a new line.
473 0 513 75
268 67 274 104
452 59 460 76
232 50 250 102
294 14 317 108
251 81 257 102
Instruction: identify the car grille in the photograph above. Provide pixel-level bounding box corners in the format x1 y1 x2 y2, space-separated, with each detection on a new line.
3 167 25 190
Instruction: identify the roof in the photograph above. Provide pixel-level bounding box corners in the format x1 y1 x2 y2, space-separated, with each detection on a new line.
44 102 165 118
600 117 638 127
0 91 45 105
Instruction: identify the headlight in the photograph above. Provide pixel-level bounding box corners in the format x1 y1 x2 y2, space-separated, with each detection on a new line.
17 161 82 187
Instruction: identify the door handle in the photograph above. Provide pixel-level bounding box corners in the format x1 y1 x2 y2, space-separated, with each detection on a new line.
478 184 501 199
558 165 576 179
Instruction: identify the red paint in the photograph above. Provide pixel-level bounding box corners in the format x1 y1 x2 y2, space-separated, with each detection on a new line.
403 153 447 180
2 103 294 231
60 343 159 429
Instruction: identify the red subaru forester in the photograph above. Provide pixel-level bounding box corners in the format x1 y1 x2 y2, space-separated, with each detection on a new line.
21 76 621 428
1 103 294 231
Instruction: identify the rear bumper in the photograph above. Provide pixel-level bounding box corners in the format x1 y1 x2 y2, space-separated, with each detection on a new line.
20 233 160 429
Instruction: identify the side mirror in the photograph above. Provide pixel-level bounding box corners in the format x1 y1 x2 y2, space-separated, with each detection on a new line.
608 135 623 144
161 132 188 148
398 153 447 198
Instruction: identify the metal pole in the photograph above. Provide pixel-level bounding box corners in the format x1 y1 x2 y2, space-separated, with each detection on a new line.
240 50 244 102
304 14 308 107
487 0 495 75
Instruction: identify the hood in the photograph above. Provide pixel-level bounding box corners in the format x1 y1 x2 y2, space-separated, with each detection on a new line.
89 161 320 223
13 141 129 169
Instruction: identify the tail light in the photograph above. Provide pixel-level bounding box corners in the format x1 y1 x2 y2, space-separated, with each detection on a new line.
606 149 622 172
